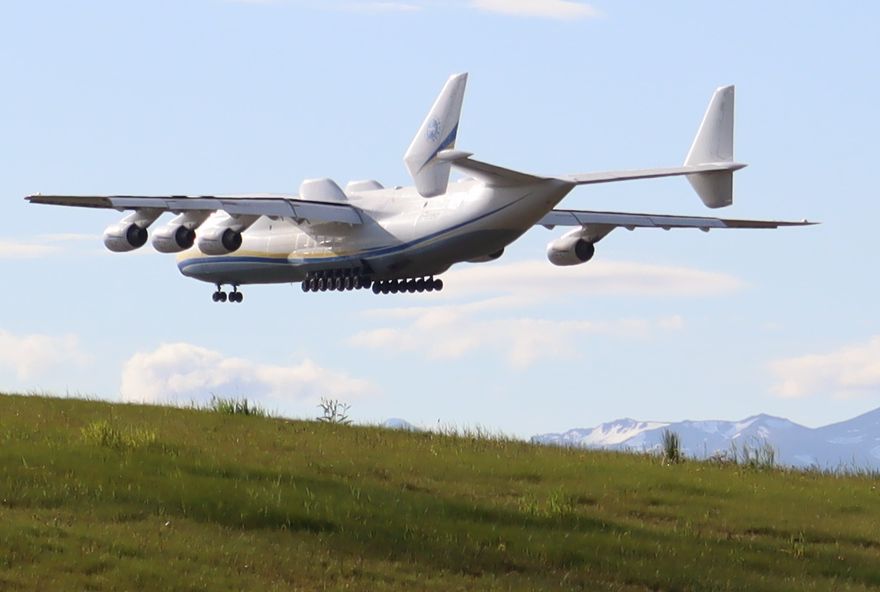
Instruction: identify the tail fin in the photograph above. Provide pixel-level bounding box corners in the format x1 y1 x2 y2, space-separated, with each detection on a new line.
684 85 739 209
404 73 468 197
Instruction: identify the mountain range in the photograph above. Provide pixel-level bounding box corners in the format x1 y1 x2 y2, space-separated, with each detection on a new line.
530 407 880 470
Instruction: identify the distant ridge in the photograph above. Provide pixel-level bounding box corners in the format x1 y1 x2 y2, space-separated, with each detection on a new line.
382 418 419 431
532 407 880 470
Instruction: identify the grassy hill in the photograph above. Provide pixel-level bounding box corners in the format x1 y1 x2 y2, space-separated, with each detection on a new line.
1 394 879 591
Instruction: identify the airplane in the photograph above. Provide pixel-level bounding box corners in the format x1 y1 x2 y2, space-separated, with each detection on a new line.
27 73 813 303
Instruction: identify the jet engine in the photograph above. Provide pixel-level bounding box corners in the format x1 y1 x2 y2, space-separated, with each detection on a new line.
103 210 161 252
152 212 211 253
198 227 243 255
546 230 595 266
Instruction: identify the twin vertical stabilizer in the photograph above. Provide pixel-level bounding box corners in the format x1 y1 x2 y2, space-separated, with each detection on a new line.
684 85 737 209
404 73 468 198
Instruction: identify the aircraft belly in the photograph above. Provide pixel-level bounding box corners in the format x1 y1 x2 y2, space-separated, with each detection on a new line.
179 258 304 285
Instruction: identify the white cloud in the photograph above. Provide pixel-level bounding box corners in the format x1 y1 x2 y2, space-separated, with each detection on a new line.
770 336 880 399
0 234 101 260
350 296 684 369
470 0 599 20
437 259 744 299
0 330 91 380
347 259 736 369
120 342 375 407
0 239 59 259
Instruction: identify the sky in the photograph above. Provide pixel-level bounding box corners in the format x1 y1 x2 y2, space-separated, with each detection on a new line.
1 0 878 437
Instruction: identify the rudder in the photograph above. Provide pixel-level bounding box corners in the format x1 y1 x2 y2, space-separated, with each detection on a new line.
684 85 737 209
404 73 468 198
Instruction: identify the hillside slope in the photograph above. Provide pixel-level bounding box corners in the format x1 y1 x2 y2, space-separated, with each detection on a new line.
1 394 879 591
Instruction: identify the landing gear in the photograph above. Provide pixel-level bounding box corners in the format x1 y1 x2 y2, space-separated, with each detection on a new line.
300 269 373 294
212 285 243 303
368 276 444 296
297 269 445 296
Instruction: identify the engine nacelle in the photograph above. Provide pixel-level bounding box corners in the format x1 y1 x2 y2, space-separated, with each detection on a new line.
103 222 149 252
467 248 504 263
152 212 210 253
103 210 162 253
198 227 243 255
152 224 196 253
546 232 595 266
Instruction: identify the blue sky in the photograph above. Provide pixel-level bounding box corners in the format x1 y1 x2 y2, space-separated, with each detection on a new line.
1 0 878 436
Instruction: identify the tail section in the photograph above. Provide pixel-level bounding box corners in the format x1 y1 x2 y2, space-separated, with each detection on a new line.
404 73 468 198
684 85 738 208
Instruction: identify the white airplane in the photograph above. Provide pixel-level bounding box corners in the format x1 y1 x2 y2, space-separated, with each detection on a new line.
28 74 812 303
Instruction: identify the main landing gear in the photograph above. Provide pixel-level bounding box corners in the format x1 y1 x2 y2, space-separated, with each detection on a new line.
299 270 444 296
212 285 243 303
301 270 372 293
371 277 443 295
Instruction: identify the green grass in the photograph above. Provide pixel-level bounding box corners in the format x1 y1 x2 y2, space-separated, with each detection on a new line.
1 393 879 591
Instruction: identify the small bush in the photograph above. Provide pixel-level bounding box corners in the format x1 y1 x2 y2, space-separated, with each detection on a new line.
317 398 351 425
661 429 683 465
81 420 158 451
207 396 268 417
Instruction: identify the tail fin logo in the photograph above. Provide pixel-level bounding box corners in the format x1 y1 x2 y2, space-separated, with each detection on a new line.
427 118 442 142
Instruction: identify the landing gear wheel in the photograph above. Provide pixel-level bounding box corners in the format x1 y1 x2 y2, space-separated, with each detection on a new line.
372 282 381 294
301 281 309 292
212 292 221 302
218 291 228 302
335 277 344 291
433 279 443 292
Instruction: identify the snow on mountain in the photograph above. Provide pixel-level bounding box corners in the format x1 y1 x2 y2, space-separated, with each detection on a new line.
531 407 880 470
536 418 670 448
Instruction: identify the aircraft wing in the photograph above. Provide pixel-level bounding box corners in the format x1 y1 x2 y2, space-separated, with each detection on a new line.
25 193 364 225
538 208 815 231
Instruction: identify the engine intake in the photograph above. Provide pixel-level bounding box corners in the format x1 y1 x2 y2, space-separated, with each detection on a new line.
198 227 243 255
104 223 148 252
152 212 210 253
152 225 196 253
103 210 162 252
547 233 595 266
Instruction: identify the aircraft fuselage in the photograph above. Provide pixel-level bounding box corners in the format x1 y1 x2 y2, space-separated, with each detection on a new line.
176 177 573 286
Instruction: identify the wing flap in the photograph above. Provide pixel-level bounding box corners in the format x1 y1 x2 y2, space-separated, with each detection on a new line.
26 194 363 225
